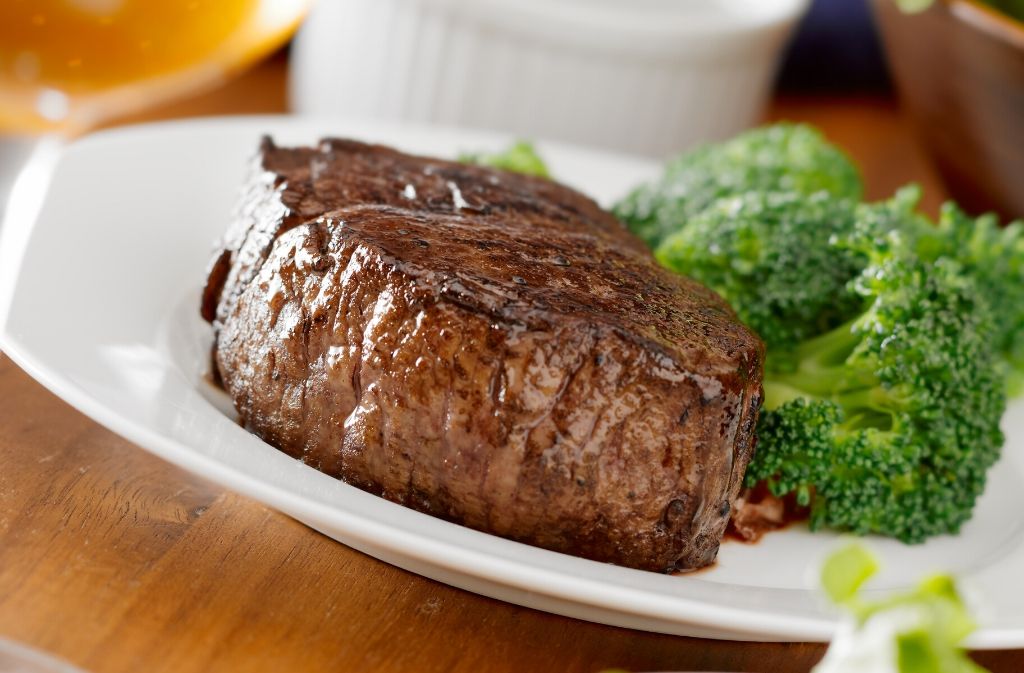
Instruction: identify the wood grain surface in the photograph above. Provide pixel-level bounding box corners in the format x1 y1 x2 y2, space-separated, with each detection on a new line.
1 50 1021 673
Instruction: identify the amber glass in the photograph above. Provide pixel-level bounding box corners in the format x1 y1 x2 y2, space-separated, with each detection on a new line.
0 0 310 133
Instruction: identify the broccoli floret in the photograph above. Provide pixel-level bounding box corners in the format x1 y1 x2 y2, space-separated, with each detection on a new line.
654 191 864 359
627 124 1014 541
613 123 863 248
916 203 1024 395
848 184 932 248
855 186 1024 395
459 140 550 178
749 243 1006 541
665 190 1010 540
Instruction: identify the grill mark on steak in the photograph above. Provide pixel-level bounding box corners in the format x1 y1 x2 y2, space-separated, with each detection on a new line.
206 138 764 572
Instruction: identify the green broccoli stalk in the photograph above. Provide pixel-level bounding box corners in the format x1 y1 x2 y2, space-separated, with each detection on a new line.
815 543 988 673
459 140 550 178
749 240 1006 541
614 123 862 249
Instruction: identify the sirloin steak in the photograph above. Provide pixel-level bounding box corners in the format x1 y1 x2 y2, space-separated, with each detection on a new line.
202 138 764 572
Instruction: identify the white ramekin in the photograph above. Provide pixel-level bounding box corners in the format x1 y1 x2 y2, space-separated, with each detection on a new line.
290 0 809 158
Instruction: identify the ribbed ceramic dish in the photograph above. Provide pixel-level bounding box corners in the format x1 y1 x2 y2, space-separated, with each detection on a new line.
291 0 809 157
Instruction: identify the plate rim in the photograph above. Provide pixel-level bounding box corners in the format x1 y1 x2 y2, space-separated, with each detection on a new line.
2 114 1021 649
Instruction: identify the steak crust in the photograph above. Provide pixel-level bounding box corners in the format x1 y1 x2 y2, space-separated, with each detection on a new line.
203 138 763 572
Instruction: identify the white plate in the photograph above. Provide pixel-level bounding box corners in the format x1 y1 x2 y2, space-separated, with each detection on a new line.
3 116 1024 647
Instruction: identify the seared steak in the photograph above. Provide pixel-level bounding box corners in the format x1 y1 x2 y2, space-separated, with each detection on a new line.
203 138 764 572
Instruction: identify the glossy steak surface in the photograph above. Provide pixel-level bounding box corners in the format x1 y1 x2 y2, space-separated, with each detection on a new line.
202 138 764 571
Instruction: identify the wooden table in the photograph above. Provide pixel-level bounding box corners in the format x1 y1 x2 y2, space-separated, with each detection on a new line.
1 51 1020 673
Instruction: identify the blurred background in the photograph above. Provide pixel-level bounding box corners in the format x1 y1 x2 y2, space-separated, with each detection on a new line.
1 0 1023 218
1 3 1023 671
780 0 890 91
